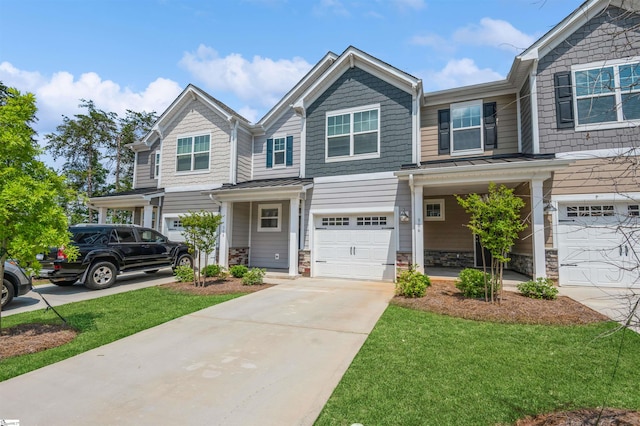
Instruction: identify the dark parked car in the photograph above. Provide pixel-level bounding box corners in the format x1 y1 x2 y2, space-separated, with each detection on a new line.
2 260 32 308
40 224 193 290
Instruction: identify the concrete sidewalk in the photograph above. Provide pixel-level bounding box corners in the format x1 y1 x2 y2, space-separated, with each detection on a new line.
0 277 394 425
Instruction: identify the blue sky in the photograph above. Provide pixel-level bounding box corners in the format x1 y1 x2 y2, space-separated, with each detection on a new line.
1 0 581 141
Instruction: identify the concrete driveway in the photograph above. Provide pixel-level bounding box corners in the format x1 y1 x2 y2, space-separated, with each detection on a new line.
0 277 395 425
4 269 178 317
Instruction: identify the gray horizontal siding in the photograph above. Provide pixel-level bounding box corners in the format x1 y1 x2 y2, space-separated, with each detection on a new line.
250 200 289 269
305 67 413 177
253 109 301 180
135 139 159 189
232 202 250 247
162 191 218 215
237 130 252 183
519 78 532 154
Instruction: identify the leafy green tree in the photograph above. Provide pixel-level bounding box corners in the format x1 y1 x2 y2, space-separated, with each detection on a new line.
45 100 117 223
0 84 73 318
457 183 526 303
180 211 223 286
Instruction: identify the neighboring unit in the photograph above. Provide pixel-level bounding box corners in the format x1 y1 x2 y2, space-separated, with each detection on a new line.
89 0 640 287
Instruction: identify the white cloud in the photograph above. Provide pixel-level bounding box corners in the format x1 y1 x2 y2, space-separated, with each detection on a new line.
0 61 182 139
312 0 350 17
409 34 454 53
422 58 504 91
238 106 259 123
453 18 536 53
391 0 426 11
179 45 313 108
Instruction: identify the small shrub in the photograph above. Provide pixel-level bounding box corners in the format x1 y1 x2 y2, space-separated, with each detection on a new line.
455 268 494 299
174 265 194 283
517 277 559 300
202 264 223 278
395 266 431 298
229 265 249 278
242 268 266 286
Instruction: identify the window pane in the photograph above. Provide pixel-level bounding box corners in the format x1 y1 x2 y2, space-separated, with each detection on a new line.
177 138 192 155
619 63 640 92
452 128 481 151
577 96 616 124
274 138 285 151
354 109 378 133
327 135 350 157
261 218 278 228
575 68 614 96
176 155 191 171
262 208 279 218
193 135 209 153
353 132 378 155
193 152 209 170
622 93 640 120
274 151 285 165
452 105 481 129
328 114 350 136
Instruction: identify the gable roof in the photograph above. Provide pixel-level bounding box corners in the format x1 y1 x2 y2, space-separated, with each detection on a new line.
130 84 250 152
292 46 423 112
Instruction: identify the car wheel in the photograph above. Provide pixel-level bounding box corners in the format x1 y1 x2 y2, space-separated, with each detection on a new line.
2 277 15 308
144 270 159 274
85 261 117 290
174 254 193 269
50 278 78 286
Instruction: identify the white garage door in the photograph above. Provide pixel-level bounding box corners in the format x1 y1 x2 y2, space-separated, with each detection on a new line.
314 214 395 281
557 203 640 287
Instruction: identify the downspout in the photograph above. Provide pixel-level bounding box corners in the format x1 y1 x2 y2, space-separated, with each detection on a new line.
229 118 238 184
409 174 415 269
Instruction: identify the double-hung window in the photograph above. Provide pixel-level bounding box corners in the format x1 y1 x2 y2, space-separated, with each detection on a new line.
571 58 640 129
273 137 286 167
258 204 281 232
154 152 160 178
176 134 210 172
451 100 483 155
326 104 380 161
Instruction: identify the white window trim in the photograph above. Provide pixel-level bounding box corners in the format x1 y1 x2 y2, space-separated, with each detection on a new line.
424 199 445 221
572 57 640 132
325 103 381 163
258 203 282 232
272 136 287 169
450 99 484 156
154 151 161 179
175 133 211 173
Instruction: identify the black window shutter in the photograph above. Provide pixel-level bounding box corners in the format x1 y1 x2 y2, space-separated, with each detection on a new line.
266 138 273 168
438 109 450 155
149 151 156 179
285 136 293 166
554 71 574 129
483 102 497 149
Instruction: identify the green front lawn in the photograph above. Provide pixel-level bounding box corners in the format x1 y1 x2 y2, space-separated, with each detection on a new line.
0 286 243 381
316 305 640 425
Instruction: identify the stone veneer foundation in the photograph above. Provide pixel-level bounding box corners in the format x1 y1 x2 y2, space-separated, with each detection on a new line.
298 250 311 277
424 250 474 268
229 247 249 266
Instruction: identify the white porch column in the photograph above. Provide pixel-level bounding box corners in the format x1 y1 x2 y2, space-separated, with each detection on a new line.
97 207 107 224
289 197 300 276
219 202 230 268
143 205 154 228
530 178 546 278
413 184 424 273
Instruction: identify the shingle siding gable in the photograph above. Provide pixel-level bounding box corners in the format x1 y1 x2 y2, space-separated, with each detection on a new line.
305 67 413 177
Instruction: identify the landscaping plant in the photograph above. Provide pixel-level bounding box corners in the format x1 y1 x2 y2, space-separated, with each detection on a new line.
180 210 223 286
202 264 223 278
517 277 559 300
229 265 248 278
242 268 266 286
395 266 431 298
173 265 194 283
455 268 494 299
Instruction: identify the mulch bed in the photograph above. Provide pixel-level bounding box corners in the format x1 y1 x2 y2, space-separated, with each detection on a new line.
392 280 609 325
160 276 275 295
514 408 640 425
0 323 77 360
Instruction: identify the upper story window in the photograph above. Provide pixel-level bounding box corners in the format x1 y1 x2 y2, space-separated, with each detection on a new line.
438 101 497 156
154 152 160 178
273 137 286 167
266 136 293 168
326 104 380 162
176 134 210 172
556 58 640 131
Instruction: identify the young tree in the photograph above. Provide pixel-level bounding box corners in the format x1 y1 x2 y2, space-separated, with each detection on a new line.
45 100 117 223
457 183 527 303
180 211 223 286
0 83 73 319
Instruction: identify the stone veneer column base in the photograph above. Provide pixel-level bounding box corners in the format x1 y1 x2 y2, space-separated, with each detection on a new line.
509 253 533 278
396 251 412 273
228 247 249 266
545 249 558 283
298 250 311 277
424 250 474 268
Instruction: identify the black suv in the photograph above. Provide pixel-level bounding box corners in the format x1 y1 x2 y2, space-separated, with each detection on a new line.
41 224 193 290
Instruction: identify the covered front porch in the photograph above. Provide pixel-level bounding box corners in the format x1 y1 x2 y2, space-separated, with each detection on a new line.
87 187 165 230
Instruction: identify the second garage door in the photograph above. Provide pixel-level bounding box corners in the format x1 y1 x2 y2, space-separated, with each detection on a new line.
314 214 395 281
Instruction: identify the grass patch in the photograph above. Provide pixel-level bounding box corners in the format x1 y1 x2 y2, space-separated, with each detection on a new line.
0 286 244 381
315 305 640 425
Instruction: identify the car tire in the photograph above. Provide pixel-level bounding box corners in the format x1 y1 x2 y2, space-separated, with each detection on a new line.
144 270 159 274
50 278 78 286
85 261 117 290
174 253 193 270
2 277 15 308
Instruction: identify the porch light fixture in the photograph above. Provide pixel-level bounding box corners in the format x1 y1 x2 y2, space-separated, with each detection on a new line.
400 208 410 223
543 202 557 213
